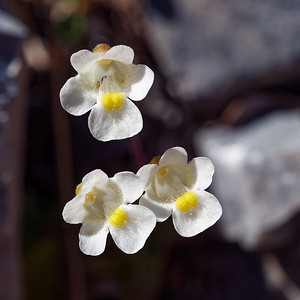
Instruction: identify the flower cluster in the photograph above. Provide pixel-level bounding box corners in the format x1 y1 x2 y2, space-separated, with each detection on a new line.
60 44 222 256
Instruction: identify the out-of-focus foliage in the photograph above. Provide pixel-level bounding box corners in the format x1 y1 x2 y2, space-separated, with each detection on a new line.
57 13 87 45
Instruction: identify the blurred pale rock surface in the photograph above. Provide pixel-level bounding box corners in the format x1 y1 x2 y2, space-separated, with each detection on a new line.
142 0 300 100
0 9 29 38
195 110 300 250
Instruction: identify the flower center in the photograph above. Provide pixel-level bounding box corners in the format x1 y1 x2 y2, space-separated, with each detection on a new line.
152 165 189 202
109 207 128 227
82 184 122 222
101 92 124 112
175 191 197 212
84 191 96 205
157 166 168 177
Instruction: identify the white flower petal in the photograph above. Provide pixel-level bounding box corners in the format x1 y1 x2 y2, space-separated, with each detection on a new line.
62 194 85 224
60 75 97 116
172 191 222 237
127 64 154 101
88 98 143 141
81 169 109 193
110 205 156 254
111 172 144 204
137 164 158 189
79 221 109 256
189 157 215 190
139 194 172 222
82 169 108 183
159 147 188 166
102 45 134 65
70 49 100 74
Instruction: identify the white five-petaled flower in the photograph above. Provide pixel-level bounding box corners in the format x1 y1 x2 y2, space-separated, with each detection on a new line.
62 169 156 256
59 43 154 141
137 147 222 237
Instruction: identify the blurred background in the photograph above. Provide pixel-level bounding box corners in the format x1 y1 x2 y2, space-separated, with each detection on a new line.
1 0 300 299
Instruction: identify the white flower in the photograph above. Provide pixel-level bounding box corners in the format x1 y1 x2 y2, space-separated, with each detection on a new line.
137 147 222 237
62 169 156 256
59 44 154 141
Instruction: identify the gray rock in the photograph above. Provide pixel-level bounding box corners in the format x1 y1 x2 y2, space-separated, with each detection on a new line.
194 110 300 250
142 0 300 100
